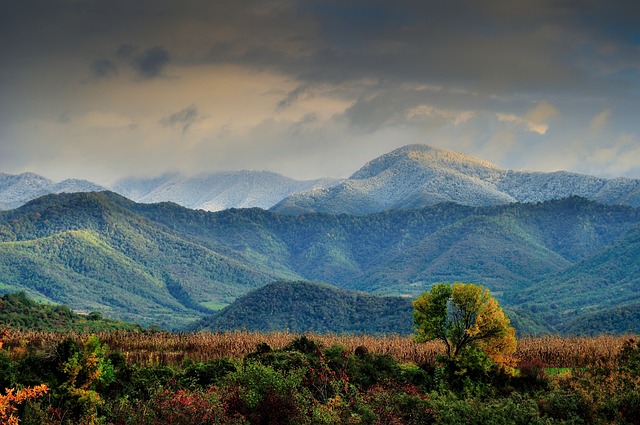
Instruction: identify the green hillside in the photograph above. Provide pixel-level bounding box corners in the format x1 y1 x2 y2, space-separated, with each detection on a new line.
190 280 414 334
515 224 640 329
0 292 142 332
0 191 639 333
559 302 640 335
0 192 289 327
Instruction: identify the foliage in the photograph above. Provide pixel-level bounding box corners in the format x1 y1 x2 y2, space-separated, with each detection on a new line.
0 292 142 332
1 330 640 424
0 385 48 425
192 280 414 335
413 283 517 369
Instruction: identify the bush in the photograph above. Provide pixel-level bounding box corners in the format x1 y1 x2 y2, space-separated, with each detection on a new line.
180 358 238 388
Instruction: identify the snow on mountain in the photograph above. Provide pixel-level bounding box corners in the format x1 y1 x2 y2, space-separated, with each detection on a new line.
3 144 640 214
112 171 341 211
271 144 640 214
0 173 107 210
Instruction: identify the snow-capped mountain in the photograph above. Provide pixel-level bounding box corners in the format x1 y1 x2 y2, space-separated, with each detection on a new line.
113 171 340 211
3 144 640 214
0 172 106 210
271 144 640 214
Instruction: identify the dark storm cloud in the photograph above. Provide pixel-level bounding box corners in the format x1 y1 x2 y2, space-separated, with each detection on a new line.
116 44 137 59
276 84 312 111
91 59 118 79
133 46 170 79
160 105 200 136
2 0 640 182
5 0 638 94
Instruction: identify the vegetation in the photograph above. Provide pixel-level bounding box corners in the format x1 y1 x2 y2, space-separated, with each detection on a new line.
413 283 516 367
0 292 142 332
1 191 640 333
0 330 639 424
191 280 414 335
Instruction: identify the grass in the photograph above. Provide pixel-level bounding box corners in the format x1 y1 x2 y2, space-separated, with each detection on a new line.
1 330 635 368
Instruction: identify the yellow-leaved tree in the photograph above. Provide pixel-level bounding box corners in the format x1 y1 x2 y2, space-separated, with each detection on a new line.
413 282 516 370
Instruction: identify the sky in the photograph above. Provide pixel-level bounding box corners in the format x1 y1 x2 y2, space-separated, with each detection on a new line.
2 0 640 185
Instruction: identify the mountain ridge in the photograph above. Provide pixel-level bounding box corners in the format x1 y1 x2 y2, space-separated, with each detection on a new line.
3 144 640 214
271 144 640 214
1 191 640 333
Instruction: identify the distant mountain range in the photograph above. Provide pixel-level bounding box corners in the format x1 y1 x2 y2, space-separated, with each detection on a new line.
2 144 640 214
0 170 339 212
1 191 639 334
112 171 339 211
0 172 105 210
272 145 640 214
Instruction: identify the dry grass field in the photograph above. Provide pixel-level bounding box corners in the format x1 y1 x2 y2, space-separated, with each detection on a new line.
2 330 635 368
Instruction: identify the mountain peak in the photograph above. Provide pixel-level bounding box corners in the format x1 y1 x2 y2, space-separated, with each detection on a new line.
272 144 640 214
350 144 501 180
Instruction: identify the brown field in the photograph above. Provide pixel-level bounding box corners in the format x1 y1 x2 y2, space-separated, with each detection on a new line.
2 330 636 368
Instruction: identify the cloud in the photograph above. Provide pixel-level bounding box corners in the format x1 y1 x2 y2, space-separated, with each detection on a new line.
160 105 200 136
116 44 136 59
80 111 135 129
590 108 611 132
526 100 559 125
91 59 119 79
276 84 312 111
406 105 476 125
496 113 549 135
495 101 558 135
133 46 170 79
2 0 640 183
57 110 71 124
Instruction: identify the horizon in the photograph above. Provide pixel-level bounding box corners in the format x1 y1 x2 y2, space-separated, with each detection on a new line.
2 1 640 185
4 142 640 187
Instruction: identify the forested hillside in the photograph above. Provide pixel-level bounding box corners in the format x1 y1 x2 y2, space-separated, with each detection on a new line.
190 281 414 334
0 292 142 331
1 191 639 333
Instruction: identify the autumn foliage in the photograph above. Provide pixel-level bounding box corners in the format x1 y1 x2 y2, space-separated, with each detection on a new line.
413 282 516 369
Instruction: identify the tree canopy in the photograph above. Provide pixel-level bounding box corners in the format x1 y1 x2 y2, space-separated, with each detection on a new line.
413 282 516 366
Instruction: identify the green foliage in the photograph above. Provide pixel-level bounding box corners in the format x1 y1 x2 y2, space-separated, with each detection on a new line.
0 292 141 332
413 283 517 365
192 280 414 335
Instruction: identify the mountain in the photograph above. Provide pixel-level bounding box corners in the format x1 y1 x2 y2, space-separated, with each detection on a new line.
0 172 106 210
190 280 415 335
112 171 340 211
0 170 340 212
1 191 640 333
515 223 640 331
271 145 640 214
0 192 289 327
5 144 640 215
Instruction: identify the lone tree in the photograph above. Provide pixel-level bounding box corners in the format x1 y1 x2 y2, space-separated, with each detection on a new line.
413 282 516 367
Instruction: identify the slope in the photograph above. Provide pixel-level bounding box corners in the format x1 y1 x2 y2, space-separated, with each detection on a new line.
558 302 640 336
0 192 293 326
113 171 339 211
0 292 142 332
1 192 640 332
515 224 640 329
189 280 415 335
271 144 640 215
354 214 572 298
0 172 106 210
